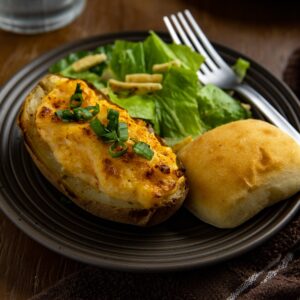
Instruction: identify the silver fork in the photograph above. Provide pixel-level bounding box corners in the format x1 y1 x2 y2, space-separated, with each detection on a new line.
164 10 300 144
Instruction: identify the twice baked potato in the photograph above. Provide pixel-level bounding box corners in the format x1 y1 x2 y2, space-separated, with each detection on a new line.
19 75 187 226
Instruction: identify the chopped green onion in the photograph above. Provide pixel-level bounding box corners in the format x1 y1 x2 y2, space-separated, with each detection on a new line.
55 109 65 119
133 142 154 160
107 109 119 131
70 83 83 108
86 104 100 116
90 118 118 142
74 83 83 94
118 122 128 142
55 109 75 122
74 107 93 120
89 106 152 160
70 94 83 108
90 118 106 136
73 104 99 121
80 109 93 119
56 104 99 122
109 142 128 158
102 130 118 142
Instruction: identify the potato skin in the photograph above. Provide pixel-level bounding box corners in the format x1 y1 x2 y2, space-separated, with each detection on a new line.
18 75 188 226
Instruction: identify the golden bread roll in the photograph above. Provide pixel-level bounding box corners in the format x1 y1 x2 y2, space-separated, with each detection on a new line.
178 119 300 228
19 75 187 226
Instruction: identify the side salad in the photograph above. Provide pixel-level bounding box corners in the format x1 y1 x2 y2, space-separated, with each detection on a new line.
49 31 251 146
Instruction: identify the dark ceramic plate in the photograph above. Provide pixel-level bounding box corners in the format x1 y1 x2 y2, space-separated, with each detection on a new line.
0 32 300 272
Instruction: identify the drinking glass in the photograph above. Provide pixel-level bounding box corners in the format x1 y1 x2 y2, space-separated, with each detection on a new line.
0 0 86 34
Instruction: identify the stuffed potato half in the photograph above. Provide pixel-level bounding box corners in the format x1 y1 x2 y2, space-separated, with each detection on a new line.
18 75 187 226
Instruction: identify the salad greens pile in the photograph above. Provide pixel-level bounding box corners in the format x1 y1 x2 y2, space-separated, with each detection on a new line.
49 31 251 145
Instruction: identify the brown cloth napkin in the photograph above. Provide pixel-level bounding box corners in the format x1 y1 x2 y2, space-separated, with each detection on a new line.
30 50 300 300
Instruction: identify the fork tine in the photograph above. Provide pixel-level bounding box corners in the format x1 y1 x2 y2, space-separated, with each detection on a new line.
170 15 195 51
164 16 206 80
170 14 210 75
177 12 218 71
163 16 181 45
184 10 229 69
196 71 209 84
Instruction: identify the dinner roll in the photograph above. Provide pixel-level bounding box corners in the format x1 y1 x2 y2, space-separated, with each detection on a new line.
178 119 300 228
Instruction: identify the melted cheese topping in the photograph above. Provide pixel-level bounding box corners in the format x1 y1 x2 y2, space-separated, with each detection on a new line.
35 78 184 208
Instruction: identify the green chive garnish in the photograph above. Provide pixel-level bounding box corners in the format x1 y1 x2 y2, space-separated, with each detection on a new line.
74 107 93 120
118 122 128 142
56 107 98 122
90 118 118 143
90 118 106 137
109 142 128 158
90 110 153 160
55 109 75 122
133 142 154 160
86 104 100 116
70 83 83 108
107 109 119 131
102 131 118 143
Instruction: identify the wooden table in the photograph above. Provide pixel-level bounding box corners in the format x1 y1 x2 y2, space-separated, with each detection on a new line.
0 1 299 299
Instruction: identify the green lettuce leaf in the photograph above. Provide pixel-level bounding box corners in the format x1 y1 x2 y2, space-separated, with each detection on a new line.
143 31 204 72
110 41 146 80
49 45 114 89
196 84 251 130
108 91 159 133
232 58 250 81
60 67 106 90
169 44 204 73
107 33 205 144
143 31 178 72
49 50 92 73
154 67 205 142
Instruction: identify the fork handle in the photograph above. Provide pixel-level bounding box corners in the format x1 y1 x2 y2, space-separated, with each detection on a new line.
234 83 300 144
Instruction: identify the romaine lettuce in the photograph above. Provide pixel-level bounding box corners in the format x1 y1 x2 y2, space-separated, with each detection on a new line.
168 43 204 73
154 67 205 141
108 32 206 142
196 84 251 130
49 45 114 88
110 41 146 80
60 67 105 90
232 58 250 82
108 91 159 133
143 31 204 72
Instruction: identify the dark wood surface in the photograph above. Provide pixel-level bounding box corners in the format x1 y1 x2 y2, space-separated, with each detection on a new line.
0 0 300 299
